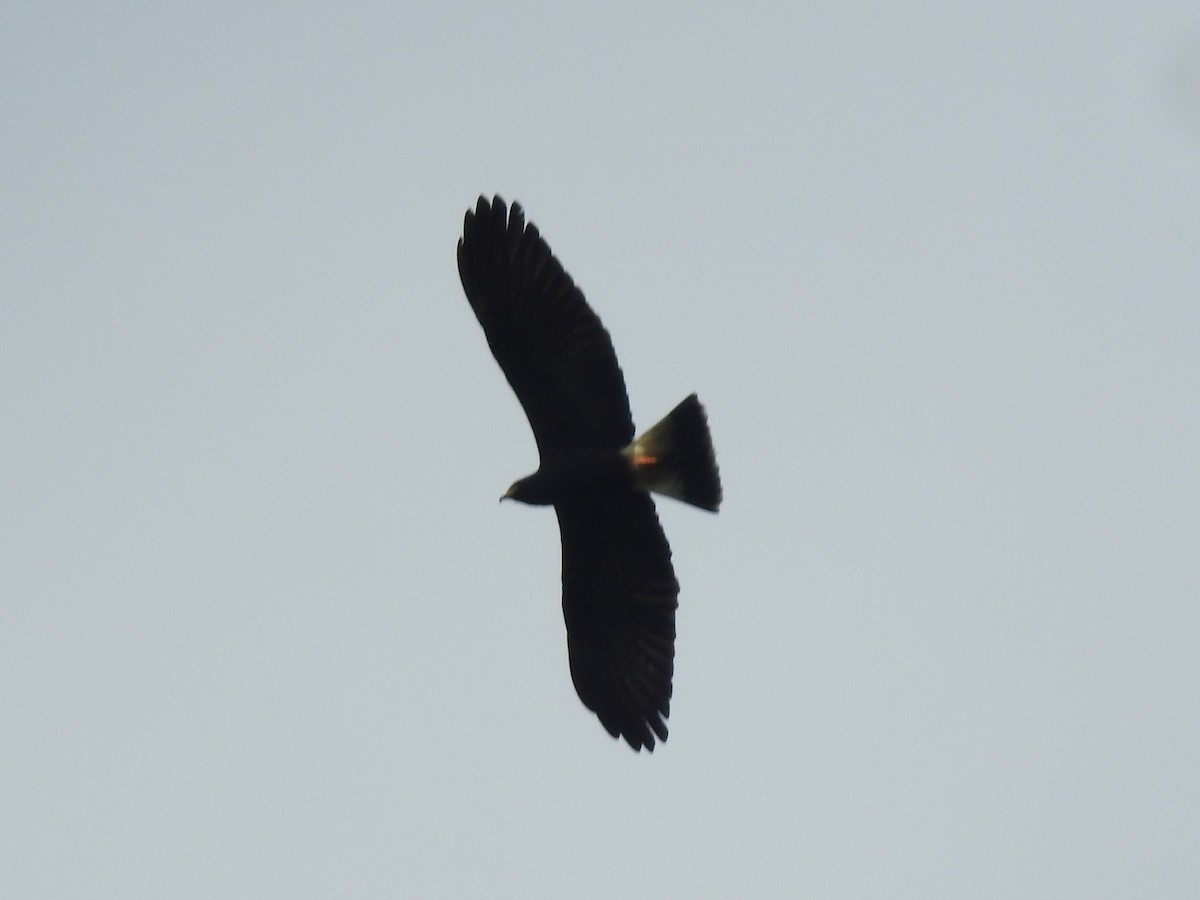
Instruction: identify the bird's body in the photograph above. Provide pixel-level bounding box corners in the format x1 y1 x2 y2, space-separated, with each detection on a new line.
503 450 629 506
456 196 721 751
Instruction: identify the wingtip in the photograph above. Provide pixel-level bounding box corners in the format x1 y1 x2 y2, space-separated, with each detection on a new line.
466 194 523 221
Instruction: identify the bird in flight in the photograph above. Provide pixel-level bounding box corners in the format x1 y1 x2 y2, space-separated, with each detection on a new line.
456 196 722 751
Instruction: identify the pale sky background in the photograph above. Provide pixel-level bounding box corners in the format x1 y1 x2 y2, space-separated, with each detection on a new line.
3 3 1199 897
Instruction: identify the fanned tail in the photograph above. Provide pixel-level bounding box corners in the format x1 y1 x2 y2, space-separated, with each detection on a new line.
622 394 722 512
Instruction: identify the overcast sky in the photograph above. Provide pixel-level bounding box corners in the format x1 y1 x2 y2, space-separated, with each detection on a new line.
3 3 1199 897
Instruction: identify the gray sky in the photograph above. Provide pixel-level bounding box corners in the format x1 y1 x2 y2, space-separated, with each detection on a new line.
4 2 1199 897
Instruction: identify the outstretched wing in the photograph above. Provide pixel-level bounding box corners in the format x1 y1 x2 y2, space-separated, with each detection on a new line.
457 196 634 460
556 488 679 751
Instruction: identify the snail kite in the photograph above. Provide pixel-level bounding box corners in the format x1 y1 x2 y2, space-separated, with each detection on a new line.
456 195 722 751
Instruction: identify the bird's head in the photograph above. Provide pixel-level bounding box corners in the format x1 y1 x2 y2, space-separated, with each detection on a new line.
500 472 554 506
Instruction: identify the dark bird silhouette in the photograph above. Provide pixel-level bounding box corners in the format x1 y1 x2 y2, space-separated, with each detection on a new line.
456 196 722 751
